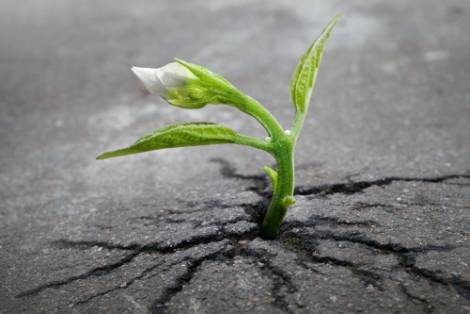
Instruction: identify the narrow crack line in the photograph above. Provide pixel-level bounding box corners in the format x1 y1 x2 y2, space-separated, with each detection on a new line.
312 255 383 289
349 202 391 210
282 229 470 305
306 214 379 228
316 232 458 254
140 236 222 255
74 260 165 306
269 275 295 313
53 230 228 257
18 234 242 299
283 229 470 298
149 248 232 314
279 240 383 289
399 283 434 313
135 258 191 282
53 239 141 251
407 265 470 301
16 251 140 298
294 173 470 196
442 182 470 187
241 248 297 293
241 249 296 314
395 201 441 207
286 227 458 254
92 224 114 230
350 201 457 211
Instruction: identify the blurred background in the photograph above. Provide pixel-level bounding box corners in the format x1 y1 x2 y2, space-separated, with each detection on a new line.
1 0 469 225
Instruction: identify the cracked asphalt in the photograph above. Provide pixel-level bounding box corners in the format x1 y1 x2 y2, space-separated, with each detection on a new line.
1 0 469 313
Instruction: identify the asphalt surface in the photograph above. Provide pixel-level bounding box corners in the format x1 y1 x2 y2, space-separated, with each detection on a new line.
1 0 469 313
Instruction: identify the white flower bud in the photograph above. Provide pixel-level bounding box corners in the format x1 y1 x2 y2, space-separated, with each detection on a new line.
131 63 220 109
131 63 198 96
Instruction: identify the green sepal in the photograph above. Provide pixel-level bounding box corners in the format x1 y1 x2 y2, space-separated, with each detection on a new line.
165 86 216 109
263 165 278 191
96 122 237 159
174 58 233 91
174 58 251 113
290 13 341 114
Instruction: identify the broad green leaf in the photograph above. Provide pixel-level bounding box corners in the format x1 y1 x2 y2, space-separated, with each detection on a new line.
290 13 341 113
263 165 278 191
96 122 237 159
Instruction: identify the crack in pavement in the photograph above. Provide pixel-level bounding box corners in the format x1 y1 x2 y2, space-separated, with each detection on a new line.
14 165 470 311
405 264 470 301
294 174 470 196
241 248 297 314
74 260 166 305
399 283 434 314
278 237 384 289
280 228 470 301
73 240 236 309
286 214 380 228
51 236 219 255
148 245 234 314
16 227 250 300
311 230 457 254
282 217 459 254
16 250 141 298
53 239 141 251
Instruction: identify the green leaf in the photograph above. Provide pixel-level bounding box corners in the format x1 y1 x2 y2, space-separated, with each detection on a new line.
263 165 278 191
282 196 296 209
290 13 341 113
96 122 237 159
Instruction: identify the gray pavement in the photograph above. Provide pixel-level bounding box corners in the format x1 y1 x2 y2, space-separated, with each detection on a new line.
1 0 469 313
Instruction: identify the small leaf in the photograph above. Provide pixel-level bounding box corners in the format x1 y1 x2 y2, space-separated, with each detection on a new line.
263 165 278 191
96 122 237 159
282 196 296 209
290 13 341 113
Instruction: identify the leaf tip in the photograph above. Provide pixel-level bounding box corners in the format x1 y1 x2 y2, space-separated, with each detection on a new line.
96 153 109 160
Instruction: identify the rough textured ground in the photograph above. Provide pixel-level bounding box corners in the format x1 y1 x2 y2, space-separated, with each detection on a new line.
1 0 469 313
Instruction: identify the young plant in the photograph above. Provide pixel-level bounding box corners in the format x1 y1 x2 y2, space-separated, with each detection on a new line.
97 14 341 239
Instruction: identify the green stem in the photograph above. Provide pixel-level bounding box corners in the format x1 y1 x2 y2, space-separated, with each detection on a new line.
259 106 307 239
260 135 296 239
225 91 306 239
223 92 285 139
234 134 270 152
246 96 285 138
291 110 306 138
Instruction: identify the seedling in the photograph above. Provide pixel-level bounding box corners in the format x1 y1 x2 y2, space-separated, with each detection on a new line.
97 14 341 239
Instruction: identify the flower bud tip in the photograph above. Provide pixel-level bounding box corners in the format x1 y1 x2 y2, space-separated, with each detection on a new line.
131 67 162 95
